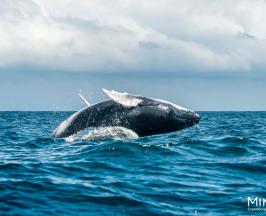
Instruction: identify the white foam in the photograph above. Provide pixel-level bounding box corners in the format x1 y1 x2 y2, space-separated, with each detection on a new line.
64 126 139 142
65 135 76 142
82 127 139 141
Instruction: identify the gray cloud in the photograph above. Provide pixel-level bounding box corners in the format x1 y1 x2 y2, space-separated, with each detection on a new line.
0 0 266 74
236 32 256 40
139 41 159 49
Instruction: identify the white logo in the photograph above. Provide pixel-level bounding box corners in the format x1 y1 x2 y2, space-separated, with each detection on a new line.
248 197 266 212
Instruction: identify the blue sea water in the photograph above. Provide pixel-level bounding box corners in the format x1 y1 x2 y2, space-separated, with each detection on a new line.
0 111 265 216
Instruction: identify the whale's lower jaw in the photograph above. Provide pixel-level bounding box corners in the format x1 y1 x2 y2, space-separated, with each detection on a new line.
131 124 197 138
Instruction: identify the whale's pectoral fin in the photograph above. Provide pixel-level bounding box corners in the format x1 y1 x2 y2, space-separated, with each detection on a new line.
102 89 143 107
79 94 91 106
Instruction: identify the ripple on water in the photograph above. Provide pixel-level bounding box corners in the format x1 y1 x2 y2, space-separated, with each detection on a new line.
0 111 265 215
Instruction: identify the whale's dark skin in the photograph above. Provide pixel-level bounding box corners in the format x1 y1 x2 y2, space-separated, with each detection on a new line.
53 96 200 138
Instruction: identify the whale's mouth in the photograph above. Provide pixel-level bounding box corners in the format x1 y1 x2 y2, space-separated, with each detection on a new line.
194 113 200 124
186 113 200 127
65 126 139 142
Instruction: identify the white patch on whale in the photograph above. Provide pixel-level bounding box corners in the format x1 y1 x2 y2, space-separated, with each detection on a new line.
158 104 169 111
154 99 189 112
102 89 142 107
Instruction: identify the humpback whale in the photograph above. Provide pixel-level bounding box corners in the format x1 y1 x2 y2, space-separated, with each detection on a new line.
53 89 200 138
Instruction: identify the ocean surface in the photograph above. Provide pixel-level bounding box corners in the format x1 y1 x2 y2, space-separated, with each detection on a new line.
0 111 265 216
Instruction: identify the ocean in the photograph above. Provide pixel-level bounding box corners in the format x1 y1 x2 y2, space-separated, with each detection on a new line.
0 111 265 215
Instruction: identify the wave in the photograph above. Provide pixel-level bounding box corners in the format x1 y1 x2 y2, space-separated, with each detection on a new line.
1 112 266 216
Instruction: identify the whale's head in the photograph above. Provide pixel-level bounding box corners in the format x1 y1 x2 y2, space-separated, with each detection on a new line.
154 99 200 130
171 107 200 128
127 98 200 136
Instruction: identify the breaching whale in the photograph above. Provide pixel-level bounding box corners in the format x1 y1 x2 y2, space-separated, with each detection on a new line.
53 89 200 138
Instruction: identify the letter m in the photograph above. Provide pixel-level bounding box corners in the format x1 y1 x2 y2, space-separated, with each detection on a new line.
248 197 258 206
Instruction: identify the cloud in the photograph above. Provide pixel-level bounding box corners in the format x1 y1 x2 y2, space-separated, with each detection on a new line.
1 0 266 74
139 41 159 49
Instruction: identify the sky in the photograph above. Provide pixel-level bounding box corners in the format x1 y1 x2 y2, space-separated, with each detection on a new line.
0 0 266 111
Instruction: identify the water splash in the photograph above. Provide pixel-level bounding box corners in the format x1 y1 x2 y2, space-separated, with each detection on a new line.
65 126 139 142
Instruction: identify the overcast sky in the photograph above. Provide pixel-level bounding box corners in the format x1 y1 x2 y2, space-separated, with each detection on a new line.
1 0 266 111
